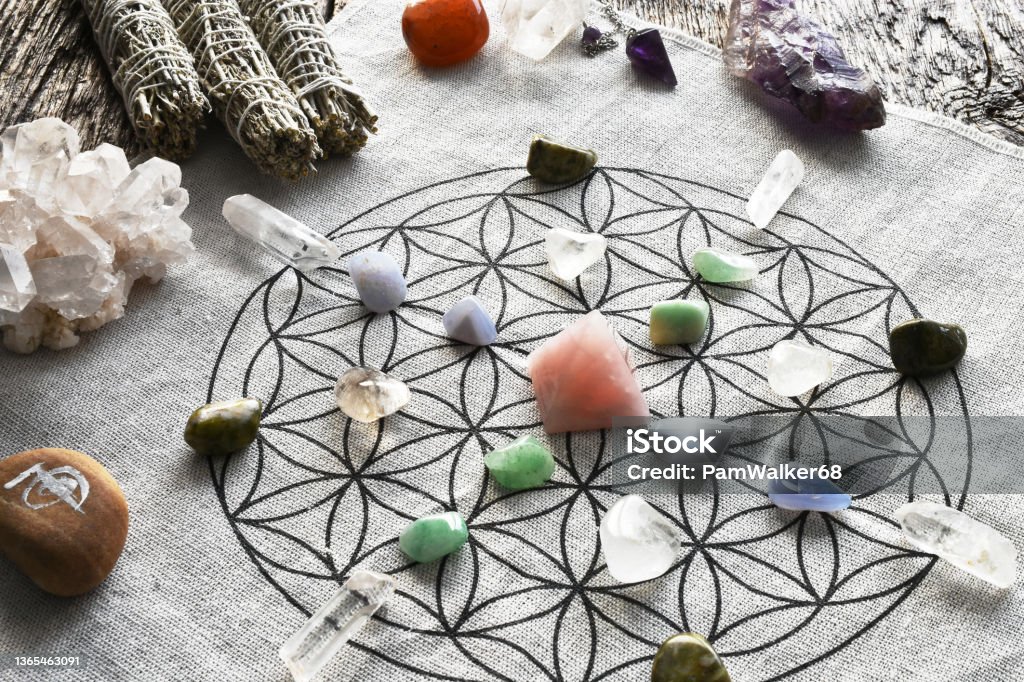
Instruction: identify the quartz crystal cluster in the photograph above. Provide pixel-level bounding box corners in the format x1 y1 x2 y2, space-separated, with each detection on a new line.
723 0 886 130
0 118 193 353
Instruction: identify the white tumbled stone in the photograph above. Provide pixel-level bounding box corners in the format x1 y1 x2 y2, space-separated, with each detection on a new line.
600 494 677 583
766 339 832 396
545 227 606 280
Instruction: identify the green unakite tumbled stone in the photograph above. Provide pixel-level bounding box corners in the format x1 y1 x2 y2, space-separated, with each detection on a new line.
691 247 758 283
184 398 262 456
484 435 555 490
526 135 598 184
649 300 710 345
888 318 967 376
399 511 469 563
651 633 731 682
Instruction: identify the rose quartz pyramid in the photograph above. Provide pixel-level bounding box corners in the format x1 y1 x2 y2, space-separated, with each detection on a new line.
527 311 650 433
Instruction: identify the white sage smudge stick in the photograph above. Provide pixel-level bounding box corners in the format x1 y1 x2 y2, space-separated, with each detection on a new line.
80 0 210 160
238 0 377 157
163 0 321 179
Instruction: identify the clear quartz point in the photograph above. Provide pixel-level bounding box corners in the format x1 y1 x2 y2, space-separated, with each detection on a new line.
746 149 804 229
280 570 396 682
223 194 340 272
0 244 37 313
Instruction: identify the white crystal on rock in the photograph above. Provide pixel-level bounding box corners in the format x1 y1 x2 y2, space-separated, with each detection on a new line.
545 227 606 280
766 339 832 397
600 494 678 583
59 143 131 216
223 194 340 272
0 118 194 354
501 0 590 61
280 570 396 682
747 149 804 230
0 245 37 314
895 501 1017 589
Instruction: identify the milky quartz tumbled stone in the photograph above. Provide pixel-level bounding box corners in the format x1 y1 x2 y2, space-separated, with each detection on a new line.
746 150 804 230
527 311 649 433
600 494 677 583
766 339 832 397
895 501 1017 589
545 227 606 280
334 368 411 423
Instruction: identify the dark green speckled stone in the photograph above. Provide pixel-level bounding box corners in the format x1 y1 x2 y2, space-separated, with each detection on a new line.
184 398 262 456
888 318 967 376
651 633 731 682
526 135 597 184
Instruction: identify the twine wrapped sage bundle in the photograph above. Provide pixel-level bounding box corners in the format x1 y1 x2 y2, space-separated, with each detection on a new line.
237 0 377 157
80 0 210 160
163 0 320 179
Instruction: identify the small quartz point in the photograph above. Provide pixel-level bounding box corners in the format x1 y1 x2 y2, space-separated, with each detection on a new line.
545 227 606 280
600 494 677 583
223 194 340 272
335 367 411 423
895 502 1017 589
723 0 886 130
501 0 590 61
279 570 396 682
746 150 804 230
766 339 832 397
0 245 37 314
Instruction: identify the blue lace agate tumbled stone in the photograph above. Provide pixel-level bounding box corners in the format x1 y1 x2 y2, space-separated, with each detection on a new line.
443 295 497 346
348 251 406 313
767 470 851 512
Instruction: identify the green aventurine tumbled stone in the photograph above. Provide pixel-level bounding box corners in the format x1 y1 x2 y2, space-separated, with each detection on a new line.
184 398 262 456
651 633 731 682
484 435 555 489
399 511 469 563
526 135 598 184
650 300 710 345
888 318 967 376
691 247 758 283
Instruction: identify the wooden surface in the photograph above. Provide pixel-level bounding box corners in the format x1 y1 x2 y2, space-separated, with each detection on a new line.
0 0 1021 154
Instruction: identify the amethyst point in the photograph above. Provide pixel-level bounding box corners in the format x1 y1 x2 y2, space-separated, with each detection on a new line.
723 0 885 130
625 29 677 87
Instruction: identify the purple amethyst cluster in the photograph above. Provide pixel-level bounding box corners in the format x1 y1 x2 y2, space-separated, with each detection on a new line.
724 0 886 130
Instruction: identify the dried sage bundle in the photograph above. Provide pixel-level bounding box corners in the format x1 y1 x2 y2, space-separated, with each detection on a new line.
238 0 377 157
81 0 210 160
163 0 320 179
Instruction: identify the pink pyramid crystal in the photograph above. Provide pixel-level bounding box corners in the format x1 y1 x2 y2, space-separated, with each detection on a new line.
527 311 650 433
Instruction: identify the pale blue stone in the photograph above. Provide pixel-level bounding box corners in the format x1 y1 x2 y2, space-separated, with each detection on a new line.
348 252 406 313
768 470 851 512
443 295 497 346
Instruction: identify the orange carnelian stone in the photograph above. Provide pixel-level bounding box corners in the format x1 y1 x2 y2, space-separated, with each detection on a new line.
402 0 489 67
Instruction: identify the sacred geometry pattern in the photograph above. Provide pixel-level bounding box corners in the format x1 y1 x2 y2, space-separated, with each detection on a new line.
207 168 970 681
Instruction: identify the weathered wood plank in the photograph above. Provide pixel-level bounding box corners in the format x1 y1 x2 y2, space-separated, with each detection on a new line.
606 0 1024 144
1 0 1021 152
0 0 335 155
